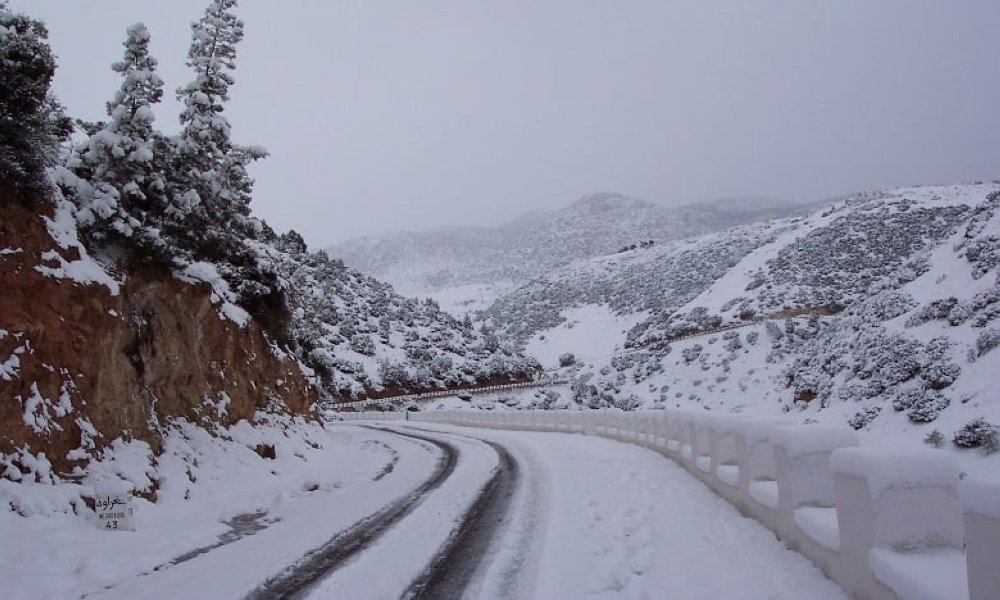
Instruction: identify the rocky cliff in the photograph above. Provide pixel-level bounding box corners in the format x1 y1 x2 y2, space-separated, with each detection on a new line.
1 197 316 481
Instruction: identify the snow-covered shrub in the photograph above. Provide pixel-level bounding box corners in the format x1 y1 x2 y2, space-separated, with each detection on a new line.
968 328 1000 362
891 387 926 412
958 192 1000 279
558 352 576 367
848 406 881 430
377 360 411 388
852 330 922 387
722 331 742 351
906 392 949 423
765 320 784 342
681 344 703 364
612 393 642 411
924 429 945 448
532 389 561 409
963 235 1000 280
920 337 960 390
349 333 375 356
952 418 1000 451
856 291 916 322
571 376 609 409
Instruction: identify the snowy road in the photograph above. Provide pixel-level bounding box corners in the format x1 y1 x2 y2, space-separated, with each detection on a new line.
248 427 463 599
304 422 846 599
6 421 846 599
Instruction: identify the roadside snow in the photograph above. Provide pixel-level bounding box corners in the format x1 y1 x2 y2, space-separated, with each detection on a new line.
1 420 436 600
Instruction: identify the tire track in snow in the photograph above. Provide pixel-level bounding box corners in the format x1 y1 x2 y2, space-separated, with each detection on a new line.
403 435 519 600
244 427 458 600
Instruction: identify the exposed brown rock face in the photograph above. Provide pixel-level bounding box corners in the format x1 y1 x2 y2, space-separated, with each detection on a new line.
1 199 317 478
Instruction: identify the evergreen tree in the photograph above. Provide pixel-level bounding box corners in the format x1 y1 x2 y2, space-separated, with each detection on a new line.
172 0 267 258
0 1 72 199
70 23 168 258
169 0 283 331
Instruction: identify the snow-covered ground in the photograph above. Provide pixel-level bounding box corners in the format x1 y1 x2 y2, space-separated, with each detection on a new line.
410 422 846 600
3 417 850 598
2 418 440 599
525 304 648 370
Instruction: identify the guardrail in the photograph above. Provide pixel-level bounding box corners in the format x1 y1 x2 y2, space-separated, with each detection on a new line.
334 379 570 411
343 408 997 600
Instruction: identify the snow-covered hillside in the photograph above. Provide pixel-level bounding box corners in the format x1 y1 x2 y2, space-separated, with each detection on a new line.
498 183 1000 476
329 192 813 311
278 242 538 401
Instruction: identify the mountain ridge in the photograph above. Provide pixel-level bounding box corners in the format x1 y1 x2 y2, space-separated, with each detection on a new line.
329 192 816 306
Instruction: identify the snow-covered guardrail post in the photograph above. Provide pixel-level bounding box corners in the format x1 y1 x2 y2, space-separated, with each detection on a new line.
602 411 617 440
529 410 540 430
634 413 647 447
649 413 664 450
709 416 741 503
631 413 644 444
638 414 654 449
621 413 636 443
583 410 597 436
653 412 669 453
960 479 1000 600
553 411 565 432
614 412 627 440
535 410 548 431
665 410 687 457
771 426 859 580
831 448 966 600
735 418 792 529
689 414 713 477
679 413 697 463
594 410 608 437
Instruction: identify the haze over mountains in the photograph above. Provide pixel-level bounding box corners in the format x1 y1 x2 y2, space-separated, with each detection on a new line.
329 193 817 308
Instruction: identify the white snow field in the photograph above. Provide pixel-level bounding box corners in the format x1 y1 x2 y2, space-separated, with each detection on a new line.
2 416 848 599
405 422 847 600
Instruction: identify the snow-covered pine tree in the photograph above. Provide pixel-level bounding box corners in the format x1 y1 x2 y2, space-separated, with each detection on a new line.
69 23 169 259
0 1 71 199
170 0 283 332
171 0 267 256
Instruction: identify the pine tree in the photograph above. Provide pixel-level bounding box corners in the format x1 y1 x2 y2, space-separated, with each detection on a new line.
169 0 283 335
70 23 169 258
172 0 267 258
0 1 72 199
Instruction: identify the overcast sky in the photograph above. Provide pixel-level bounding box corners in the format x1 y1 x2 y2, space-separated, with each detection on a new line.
13 1 1000 247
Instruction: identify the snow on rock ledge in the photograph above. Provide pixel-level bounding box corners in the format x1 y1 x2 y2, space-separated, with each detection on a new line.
175 261 251 327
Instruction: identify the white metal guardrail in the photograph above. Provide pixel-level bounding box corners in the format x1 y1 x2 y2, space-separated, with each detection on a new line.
334 379 570 411
342 408 998 600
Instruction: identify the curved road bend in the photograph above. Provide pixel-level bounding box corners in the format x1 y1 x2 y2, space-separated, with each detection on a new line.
403 438 518 600
245 427 459 600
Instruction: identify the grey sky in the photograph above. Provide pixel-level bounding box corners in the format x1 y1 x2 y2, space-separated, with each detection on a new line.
13 1 1000 247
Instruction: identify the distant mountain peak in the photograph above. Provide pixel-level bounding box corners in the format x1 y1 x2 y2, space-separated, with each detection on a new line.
569 192 653 212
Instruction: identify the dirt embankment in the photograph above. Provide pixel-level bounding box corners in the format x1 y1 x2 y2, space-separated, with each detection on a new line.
1 199 317 478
